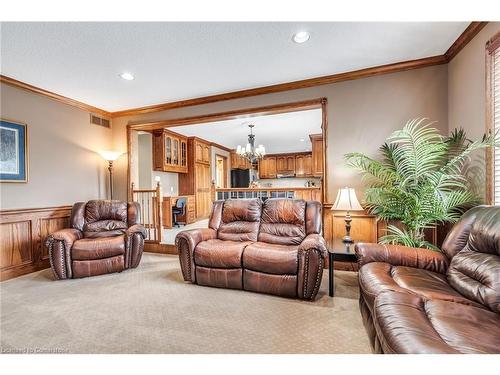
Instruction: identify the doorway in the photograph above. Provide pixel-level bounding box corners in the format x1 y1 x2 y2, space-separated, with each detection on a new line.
215 154 228 188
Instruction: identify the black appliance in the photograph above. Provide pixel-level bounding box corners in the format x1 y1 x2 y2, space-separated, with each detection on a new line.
231 169 250 188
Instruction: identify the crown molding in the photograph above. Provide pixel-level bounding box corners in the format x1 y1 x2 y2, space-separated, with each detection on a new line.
111 54 448 118
1 22 488 119
444 22 488 62
0 75 111 118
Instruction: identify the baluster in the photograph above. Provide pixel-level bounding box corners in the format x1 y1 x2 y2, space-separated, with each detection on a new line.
141 193 147 240
147 192 153 241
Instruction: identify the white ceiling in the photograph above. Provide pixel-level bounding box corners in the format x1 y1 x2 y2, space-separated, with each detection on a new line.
1 22 469 111
172 108 322 154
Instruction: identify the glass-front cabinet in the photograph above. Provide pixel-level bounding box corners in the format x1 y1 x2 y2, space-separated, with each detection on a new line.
153 129 188 173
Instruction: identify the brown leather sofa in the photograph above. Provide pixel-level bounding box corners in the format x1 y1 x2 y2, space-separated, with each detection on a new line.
176 198 327 300
46 200 147 279
355 205 500 354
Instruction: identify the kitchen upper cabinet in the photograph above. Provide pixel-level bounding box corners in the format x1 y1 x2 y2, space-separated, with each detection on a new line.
194 138 211 165
276 155 296 175
276 156 286 174
310 134 323 177
258 156 277 179
230 151 251 169
286 156 295 173
153 129 188 173
295 153 312 177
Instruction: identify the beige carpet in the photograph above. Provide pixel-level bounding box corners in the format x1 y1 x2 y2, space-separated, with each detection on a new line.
0 254 371 354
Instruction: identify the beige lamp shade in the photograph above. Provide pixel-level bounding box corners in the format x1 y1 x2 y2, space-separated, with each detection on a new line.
332 187 363 211
99 150 123 161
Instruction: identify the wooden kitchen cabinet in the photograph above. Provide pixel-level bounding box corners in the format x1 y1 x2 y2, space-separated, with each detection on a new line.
293 188 322 202
286 156 295 173
310 134 323 177
230 151 251 169
295 153 312 177
276 155 295 174
276 156 286 173
153 129 188 173
179 137 213 219
258 156 277 179
194 138 211 164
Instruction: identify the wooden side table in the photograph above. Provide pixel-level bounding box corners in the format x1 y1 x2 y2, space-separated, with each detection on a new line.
328 239 358 297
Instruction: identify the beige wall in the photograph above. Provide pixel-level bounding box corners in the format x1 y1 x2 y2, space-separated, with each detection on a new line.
112 65 449 203
137 133 153 188
0 83 113 209
448 22 500 201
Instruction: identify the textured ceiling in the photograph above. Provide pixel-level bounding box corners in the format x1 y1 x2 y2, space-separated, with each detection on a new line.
172 108 322 154
0 22 469 111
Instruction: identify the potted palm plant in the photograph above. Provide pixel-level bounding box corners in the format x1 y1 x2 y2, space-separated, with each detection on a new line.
345 118 498 250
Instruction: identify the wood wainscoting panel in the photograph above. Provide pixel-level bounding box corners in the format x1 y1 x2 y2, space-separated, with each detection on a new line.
0 206 71 281
323 207 377 271
324 208 378 244
0 220 33 269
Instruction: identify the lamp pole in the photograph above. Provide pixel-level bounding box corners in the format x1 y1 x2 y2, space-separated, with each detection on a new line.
108 160 114 200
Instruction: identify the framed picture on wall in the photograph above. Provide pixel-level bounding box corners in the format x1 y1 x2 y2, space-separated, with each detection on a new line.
0 119 28 183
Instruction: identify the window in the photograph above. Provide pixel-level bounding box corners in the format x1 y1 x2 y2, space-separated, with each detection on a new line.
487 33 500 205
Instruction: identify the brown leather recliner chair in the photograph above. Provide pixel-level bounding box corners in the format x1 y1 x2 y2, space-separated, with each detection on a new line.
176 198 327 300
355 205 500 354
46 200 147 279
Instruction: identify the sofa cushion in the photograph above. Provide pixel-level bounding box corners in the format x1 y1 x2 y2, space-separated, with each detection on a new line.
242 242 298 275
83 219 129 238
217 199 262 242
258 199 306 245
446 207 500 313
194 239 251 268
359 262 483 313
374 291 500 354
72 235 125 260
85 200 128 223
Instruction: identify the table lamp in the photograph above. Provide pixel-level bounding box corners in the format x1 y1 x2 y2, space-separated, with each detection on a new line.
332 187 364 243
99 151 123 200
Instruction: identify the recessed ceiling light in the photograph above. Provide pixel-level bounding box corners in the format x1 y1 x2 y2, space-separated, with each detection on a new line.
120 72 134 81
292 31 310 44
300 138 305 142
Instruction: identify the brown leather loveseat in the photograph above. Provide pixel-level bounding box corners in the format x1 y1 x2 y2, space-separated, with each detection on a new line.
355 205 500 354
176 198 327 300
46 200 147 279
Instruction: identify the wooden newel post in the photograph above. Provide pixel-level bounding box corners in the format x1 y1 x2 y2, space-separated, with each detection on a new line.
156 181 162 243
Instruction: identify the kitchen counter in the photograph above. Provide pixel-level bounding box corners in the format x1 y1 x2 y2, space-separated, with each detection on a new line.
215 187 320 191
215 187 322 202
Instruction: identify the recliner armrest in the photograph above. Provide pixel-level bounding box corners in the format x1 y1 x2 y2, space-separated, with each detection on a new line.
46 228 82 280
299 233 327 259
175 228 217 283
355 243 449 274
126 224 147 239
176 228 217 248
46 228 82 249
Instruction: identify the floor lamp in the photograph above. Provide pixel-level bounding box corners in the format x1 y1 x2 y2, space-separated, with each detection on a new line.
99 151 123 200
